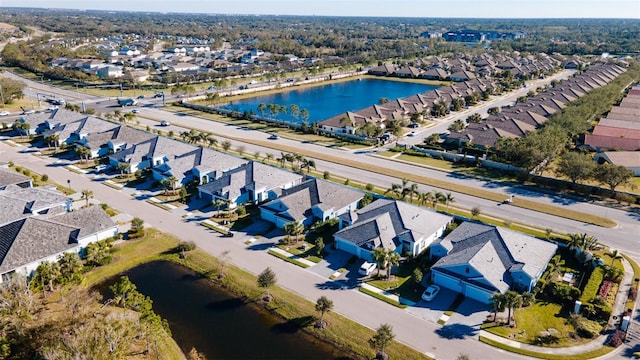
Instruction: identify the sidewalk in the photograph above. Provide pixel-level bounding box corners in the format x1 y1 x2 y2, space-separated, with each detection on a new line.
479 256 637 357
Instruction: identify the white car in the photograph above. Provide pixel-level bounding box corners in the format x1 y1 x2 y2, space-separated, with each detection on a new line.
160 120 170 126
94 164 108 173
0 111 9 116
421 285 441 301
358 261 377 276
22 110 35 115
268 134 280 140
407 131 417 137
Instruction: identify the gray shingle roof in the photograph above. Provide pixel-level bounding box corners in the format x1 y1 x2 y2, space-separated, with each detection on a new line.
433 222 557 293
198 161 303 201
0 168 31 189
0 185 69 225
335 199 452 252
261 178 363 223
45 205 116 240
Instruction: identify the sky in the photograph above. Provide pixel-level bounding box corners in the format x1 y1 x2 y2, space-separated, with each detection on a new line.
1 0 639 19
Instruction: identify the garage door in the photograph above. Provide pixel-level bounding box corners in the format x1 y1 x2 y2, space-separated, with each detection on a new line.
432 271 463 293
464 284 492 304
336 239 358 257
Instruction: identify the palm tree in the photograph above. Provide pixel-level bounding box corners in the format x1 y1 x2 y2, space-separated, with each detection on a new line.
289 104 300 122
434 191 445 210
257 103 267 117
160 178 171 195
369 324 395 360
418 191 435 208
445 192 455 211
315 296 334 329
264 153 274 164
168 176 178 193
302 159 316 173
607 248 622 265
384 183 402 199
57 252 83 285
81 189 93 207
283 222 304 244
403 183 419 203
371 247 387 277
385 250 401 280
207 136 218 148
504 291 521 325
489 293 507 323
212 199 225 217
116 162 131 175
300 108 310 122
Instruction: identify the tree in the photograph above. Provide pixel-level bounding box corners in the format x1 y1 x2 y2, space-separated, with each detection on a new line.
488 106 501 115
418 191 435 208
444 192 455 211
300 108 310 122
369 324 395 360
412 268 423 286
221 140 232 151
257 103 267 117
384 183 402 199
470 206 481 218
555 152 596 184
283 221 304 244
385 250 401 280
504 290 522 324
130 217 145 236
608 248 622 265
85 239 112 266
14 120 30 139
33 261 61 294
74 145 91 163
489 292 507 323
315 296 334 328
257 267 277 301
371 247 387 277
593 163 634 192
57 252 83 285
187 347 207 360
117 162 130 175
466 113 483 123
448 119 466 132
81 189 93 207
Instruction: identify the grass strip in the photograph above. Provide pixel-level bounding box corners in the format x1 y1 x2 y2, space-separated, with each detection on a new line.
479 336 614 360
267 249 310 268
200 221 229 235
359 286 407 309
146 199 173 211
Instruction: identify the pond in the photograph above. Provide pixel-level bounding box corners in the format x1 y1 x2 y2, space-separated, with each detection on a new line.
220 78 439 123
108 261 353 360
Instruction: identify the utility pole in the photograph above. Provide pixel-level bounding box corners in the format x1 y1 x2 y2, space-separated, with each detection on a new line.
0 84 5 109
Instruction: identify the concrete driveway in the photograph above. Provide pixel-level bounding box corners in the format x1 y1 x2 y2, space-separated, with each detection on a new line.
447 298 490 334
308 247 356 279
406 286 457 323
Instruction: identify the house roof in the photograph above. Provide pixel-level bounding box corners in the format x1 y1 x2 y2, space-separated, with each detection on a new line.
0 168 31 189
198 161 303 200
585 134 640 151
334 199 452 252
598 118 640 131
45 205 116 240
0 185 69 224
43 116 117 141
592 125 640 139
598 151 640 167
261 178 363 223
432 222 557 293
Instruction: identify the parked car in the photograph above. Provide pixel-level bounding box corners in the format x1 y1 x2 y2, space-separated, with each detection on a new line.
358 261 377 276
268 134 280 140
154 93 163 98
0 111 9 116
160 120 170 126
131 109 139 114
421 285 441 301
94 164 108 173
137 95 145 99
408 123 419 128
407 131 417 137
207 86 217 90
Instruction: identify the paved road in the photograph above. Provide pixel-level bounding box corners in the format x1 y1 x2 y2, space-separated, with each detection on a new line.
7 69 639 259
1 142 532 360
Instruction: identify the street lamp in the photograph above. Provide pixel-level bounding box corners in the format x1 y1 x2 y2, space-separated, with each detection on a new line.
67 179 71 191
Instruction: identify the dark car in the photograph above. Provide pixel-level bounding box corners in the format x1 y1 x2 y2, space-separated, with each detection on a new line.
408 123 419 128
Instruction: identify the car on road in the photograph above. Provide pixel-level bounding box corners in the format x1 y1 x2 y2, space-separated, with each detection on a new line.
131 109 139 114
207 86 217 90
154 93 163 98
48 106 59 111
137 95 145 99
421 285 441 301
0 111 9 116
21 109 35 115
407 131 417 137
358 261 377 276
268 134 280 140
160 120 170 126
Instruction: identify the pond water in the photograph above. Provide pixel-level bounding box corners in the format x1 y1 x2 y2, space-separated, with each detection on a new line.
220 78 438 123
111 261 352 360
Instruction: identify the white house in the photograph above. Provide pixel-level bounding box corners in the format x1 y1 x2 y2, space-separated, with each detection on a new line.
334 199 453 261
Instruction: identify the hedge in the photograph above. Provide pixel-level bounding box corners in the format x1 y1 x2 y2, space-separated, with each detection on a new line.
580 267 604 303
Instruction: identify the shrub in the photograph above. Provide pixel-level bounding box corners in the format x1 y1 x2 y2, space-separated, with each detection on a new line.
22 169 30 177
365 183 374 191
548 282 581 303
570 315 602 338
41 174 48 182
235 206 247 216
175 241 196 253
608 330 626 347
592 303 612 322
581 267 605 302
630 287 638 301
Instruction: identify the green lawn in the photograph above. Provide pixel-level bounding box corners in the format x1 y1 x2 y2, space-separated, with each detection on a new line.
482 302 591 347
366 262 422 303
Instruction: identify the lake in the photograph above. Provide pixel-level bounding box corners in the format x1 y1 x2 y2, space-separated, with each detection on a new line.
220 78 439 123
110 261 353 360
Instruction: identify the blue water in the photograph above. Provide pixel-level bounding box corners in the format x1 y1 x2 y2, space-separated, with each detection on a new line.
220 78 438 123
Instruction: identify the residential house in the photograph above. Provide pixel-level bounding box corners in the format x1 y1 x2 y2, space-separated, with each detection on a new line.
96 66 124 78
334 199 453 261
430 222 557 303
260 178 364 228
79 125 155 158
197 161 304 208
595 151 640 176
108 136 196 174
